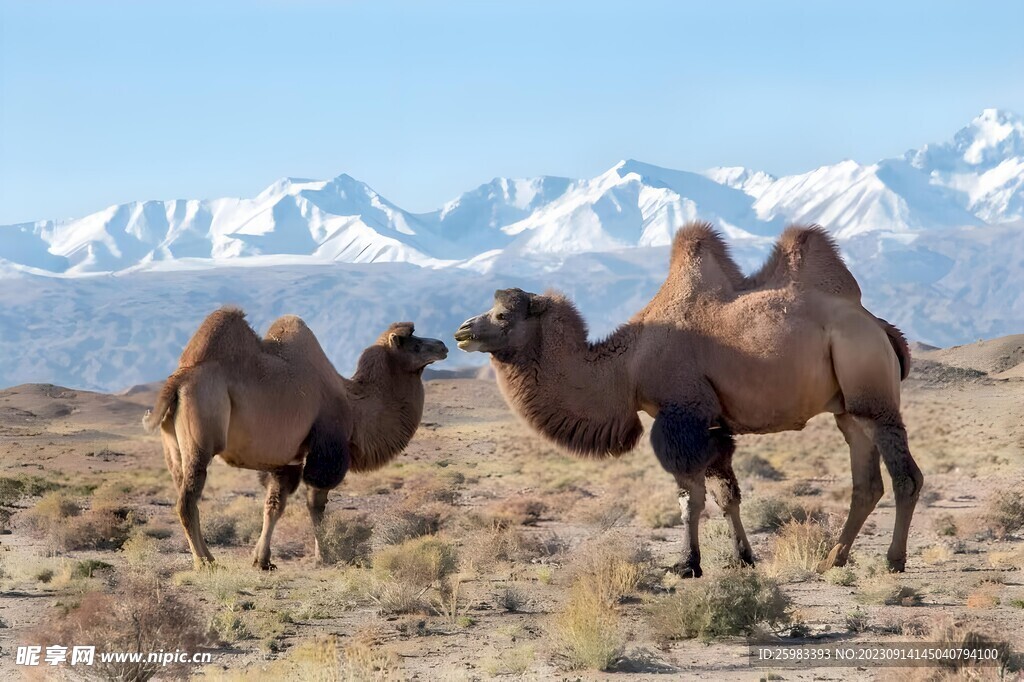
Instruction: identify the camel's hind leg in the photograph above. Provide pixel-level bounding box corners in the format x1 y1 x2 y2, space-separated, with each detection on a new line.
253 467 302 570
176 444 215 566
305 487 330 564
651 406 718 578
819 413 884 571
173 371 229 568
853 411 923 572
705 431 755 567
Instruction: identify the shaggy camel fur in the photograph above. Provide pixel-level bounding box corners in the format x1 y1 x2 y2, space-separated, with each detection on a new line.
144 308 448 569
455 222 920 577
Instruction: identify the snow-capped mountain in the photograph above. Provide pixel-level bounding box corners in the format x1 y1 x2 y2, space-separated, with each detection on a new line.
1 109 1023 390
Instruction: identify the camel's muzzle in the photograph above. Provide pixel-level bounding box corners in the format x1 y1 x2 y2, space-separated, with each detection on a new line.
454 319 483 352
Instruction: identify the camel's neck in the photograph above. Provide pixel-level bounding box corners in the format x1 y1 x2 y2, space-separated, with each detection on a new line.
344 349 424 472
491 314 643 458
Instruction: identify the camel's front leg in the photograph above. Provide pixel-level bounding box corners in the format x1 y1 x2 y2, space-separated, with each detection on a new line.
253 467 301 570
674 473 707 577
651 406 717 579
706 434 755 567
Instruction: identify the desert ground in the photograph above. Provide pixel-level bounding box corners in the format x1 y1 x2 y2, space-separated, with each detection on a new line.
0 337 1022 681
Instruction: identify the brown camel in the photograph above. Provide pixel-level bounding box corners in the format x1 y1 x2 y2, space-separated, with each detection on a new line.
454 222 921 577
144 308 448 569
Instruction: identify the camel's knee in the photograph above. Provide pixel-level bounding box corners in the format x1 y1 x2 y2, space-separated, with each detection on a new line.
651 407 715 476
891 461 923 500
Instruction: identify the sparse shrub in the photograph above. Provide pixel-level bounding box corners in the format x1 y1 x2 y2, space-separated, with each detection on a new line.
72 559 113 579
857 577 923 606
433 576 476 626
743 496 822 533
699 518 743 568
375 504 446 546
482 645 536 677
370 579 429 615
0 477 27 506
636 489 680 529
933 512 958 537
965 583 1001 609
342 629 405 680
497 585 529 612
569 533 658 604
987 489 1024 535
845 609 869 633
824 566 857 586
789 481 820 497
210 608 252 643
319 512 373 565
202 509 239 546
63 509 133 551
646 569 791 642
121 531 162 571
0 475 61 505
549 580 624 671
32 575 211 681
23 491 81 531
765 519 835 579
372 536 458 587
735 454 784 481
921 543 953 565
926 617 1019 676
479 496 548 528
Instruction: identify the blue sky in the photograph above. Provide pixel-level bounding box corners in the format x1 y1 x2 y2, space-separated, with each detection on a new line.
1 0 1022 224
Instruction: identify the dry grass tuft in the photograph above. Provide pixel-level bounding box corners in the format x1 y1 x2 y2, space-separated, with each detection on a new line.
477 496 548 528
568 532 658 604
372 536 458 587
986 489 1024 536
635 488 680 529
319 512 373 565
823 566 857 586
743 496 823 533
764 519 835 580
735 454 784 481
482 645 536 677
857 576 924 606
923 617 1020 677
647 568 791 642
548 580 625 671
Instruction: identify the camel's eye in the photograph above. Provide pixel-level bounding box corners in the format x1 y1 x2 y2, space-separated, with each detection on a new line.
495 312 507 321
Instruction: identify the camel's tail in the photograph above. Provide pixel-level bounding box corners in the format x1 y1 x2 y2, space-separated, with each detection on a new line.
878 318 911 381
142 369 187 432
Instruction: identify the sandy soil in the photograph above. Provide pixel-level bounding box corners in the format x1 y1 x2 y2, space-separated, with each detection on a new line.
0 339 1022 681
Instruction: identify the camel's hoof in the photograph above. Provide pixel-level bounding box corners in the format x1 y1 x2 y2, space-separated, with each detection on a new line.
816 545 846 574
887 559 906 573
671 563 703 579
252 558 277 571
738 550 756 568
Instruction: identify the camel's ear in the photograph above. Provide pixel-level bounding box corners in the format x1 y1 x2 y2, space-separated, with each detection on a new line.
387 332 404 348
527 294 549 317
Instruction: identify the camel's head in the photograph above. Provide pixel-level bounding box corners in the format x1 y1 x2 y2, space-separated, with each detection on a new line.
380 322 449 371
454 288 549 354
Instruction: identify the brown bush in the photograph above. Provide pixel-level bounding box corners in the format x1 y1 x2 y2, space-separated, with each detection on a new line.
30 575 211 681
319 512 373 565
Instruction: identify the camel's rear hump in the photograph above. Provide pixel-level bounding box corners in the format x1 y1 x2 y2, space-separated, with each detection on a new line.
179 307 263 367
747 225 861 300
